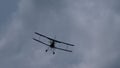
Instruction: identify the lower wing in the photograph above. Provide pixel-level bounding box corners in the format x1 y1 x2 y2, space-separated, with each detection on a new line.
54 47 72 52
33 38 49 46
33 38 72 52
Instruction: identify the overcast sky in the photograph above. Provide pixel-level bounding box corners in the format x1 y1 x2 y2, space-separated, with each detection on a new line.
0 0 120 68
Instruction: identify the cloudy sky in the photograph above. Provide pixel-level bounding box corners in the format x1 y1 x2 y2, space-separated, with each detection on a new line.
0 0 120 68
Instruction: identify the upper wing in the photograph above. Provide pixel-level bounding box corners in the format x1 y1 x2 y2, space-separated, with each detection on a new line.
35 32 75 46
54 47 72 52
33 38 49 46
35 32 52 40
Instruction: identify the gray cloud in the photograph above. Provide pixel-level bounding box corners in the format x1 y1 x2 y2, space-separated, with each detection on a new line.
0 0 120 68
68 0 120 68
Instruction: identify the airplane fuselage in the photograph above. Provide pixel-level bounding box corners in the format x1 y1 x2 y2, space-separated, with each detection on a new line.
50 41 55 48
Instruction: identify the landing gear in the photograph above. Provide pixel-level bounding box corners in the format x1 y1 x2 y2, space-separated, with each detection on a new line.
52 48 55 55
53 52 55 55
45 48 55 55
45 47 50 52
45 49 48 52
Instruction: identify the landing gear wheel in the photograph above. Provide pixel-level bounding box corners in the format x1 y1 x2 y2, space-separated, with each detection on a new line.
45 50 48 52
53 52 55 55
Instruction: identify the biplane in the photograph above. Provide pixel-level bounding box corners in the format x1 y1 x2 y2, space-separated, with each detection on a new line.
33 32 75 54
